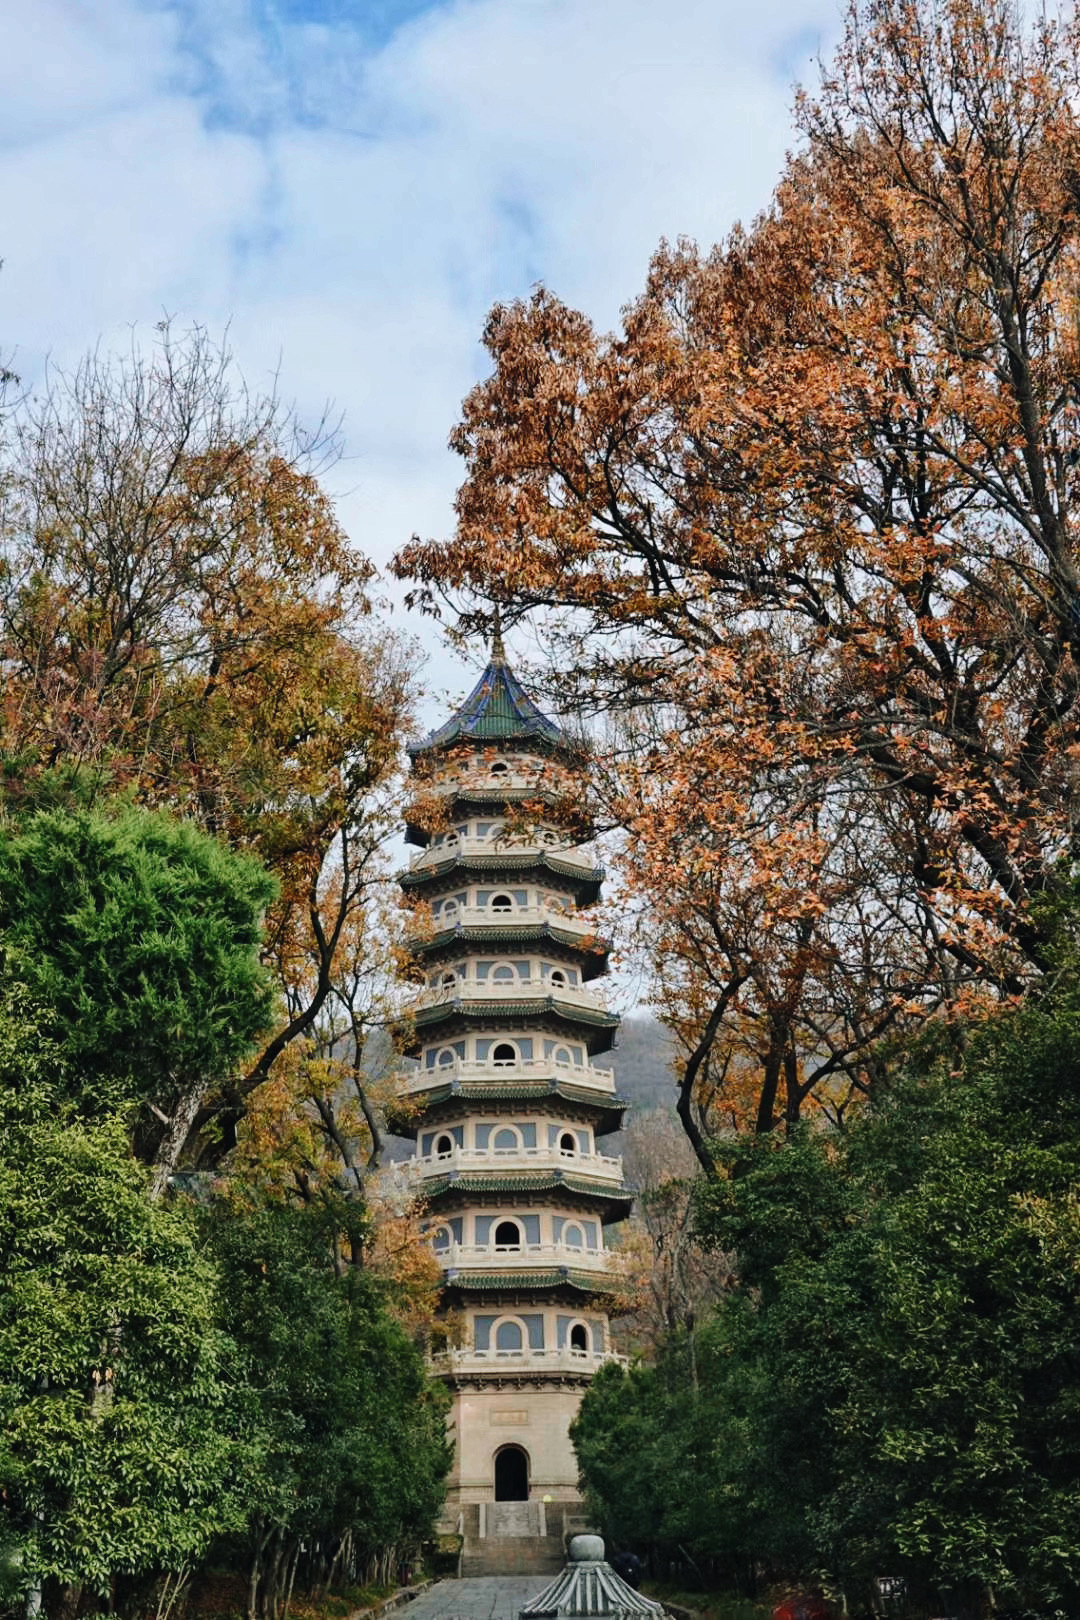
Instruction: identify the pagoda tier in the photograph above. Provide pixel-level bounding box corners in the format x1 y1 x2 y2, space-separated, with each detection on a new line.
396 630 632 1506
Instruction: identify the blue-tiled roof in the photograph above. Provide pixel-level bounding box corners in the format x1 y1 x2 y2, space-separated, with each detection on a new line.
408 633 567 757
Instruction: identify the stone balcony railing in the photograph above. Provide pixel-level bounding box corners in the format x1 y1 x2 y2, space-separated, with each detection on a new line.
411 978 607 1014
435 1242 619 1273
397 1056 617 1097
408 837 599 874
415 768 567 796
410 1144 625 1184
429 1345 628 1377
414 904 604 942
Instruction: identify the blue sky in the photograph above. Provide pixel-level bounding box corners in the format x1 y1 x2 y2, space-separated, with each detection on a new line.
1 0 840 708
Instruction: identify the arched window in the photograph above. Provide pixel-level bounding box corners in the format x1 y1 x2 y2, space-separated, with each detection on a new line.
489 760 509 777
491 1042 518 1066
549 968 568 988
493 1220 522 1249
493 1127 520 1153
440 971 458 989
569 1323 589 1354
436 1047 456 1069
563 1223 584 1250
490 893 514 913
434 1133 454 1158
431 1226 452 1251
559 1132 577 1155
492 963 516 983
553 1045 572 1067
441 898 459 920
495 1319 523 1353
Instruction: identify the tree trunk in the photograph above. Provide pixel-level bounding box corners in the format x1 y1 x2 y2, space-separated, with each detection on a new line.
148 1083 209 1200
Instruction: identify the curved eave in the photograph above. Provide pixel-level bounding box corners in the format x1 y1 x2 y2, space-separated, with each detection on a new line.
399 997 619 1057
408 922 611 979
441 1269 622 1298
388 1081 628 1139
420 1172 634 1223
399 852 604 906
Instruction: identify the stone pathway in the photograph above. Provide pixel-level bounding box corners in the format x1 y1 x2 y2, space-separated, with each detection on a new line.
402 1577 549 1620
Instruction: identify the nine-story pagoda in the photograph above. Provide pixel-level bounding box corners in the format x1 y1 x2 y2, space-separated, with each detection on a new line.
395 628 631 1510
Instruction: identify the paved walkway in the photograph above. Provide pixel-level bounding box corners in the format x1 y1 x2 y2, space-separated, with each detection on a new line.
401 1577 549 1620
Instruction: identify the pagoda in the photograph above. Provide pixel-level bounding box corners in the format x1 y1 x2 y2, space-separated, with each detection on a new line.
395 629 631 1512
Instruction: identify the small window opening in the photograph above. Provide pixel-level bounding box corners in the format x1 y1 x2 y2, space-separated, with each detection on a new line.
490 893 514 913
560 1132 577 1155
494 1220 522 1249
569 1324 588 1354
495 1319 523 1352
492 1042 517 1065
434 1134 454 1158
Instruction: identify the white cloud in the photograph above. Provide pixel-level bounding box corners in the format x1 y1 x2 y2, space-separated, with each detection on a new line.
0 0 838 705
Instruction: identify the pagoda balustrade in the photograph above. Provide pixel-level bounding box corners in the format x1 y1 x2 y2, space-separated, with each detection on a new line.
433 1241 620 1274
412 903 603 940
414 766 564 795
397 1055 617 1095
409 1142 625 1183
408 837 600 874
430 1345 629 1375
413 978 607 1012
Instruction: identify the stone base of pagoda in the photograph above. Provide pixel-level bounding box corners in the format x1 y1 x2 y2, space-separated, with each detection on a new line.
442 1379 586 1506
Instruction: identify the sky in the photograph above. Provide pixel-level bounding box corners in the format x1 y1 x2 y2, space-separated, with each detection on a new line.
1 0 840 718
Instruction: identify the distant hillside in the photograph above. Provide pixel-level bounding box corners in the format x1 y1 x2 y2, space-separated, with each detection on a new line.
596 1015 678 1118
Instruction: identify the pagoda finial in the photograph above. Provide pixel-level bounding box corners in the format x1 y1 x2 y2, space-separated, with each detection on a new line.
490 604 506 665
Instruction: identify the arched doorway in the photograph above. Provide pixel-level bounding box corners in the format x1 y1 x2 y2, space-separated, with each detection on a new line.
494 1444 529 1501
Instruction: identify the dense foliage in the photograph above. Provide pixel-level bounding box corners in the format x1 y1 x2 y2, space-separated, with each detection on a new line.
573 979 1080 1606
0 804 450 1620
0 989 249 1607
206 1206 450 1618
0 801 276 1188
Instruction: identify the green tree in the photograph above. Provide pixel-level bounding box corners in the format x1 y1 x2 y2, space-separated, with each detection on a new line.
0 801 276 1191
698 990 1080 1602
578 976 1080 1604
205 1203 451 1619
0 984 254 1618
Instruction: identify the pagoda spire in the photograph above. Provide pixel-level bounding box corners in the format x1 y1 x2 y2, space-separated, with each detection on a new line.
490 604 506 665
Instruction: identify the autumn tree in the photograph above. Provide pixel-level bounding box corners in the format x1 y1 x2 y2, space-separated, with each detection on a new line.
614 1108 732 1354
396 0 1080 1147
0 323 417 1178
